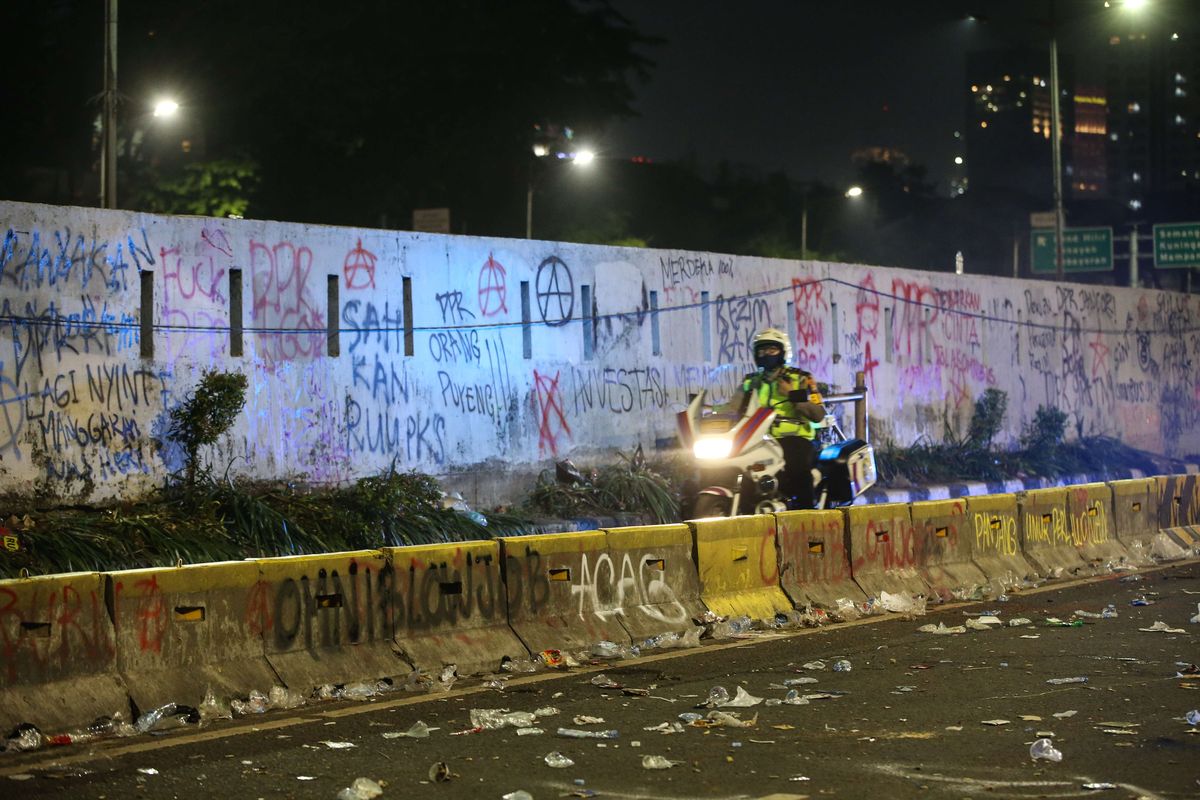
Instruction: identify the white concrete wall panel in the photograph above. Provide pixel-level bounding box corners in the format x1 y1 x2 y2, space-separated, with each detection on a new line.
1 201 1197 505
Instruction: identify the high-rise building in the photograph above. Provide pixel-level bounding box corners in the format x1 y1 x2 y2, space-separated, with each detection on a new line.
964 48 1075 207
1104 18 1200 215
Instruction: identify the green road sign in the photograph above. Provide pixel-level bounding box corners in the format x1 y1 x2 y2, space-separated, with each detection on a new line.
1153 222 1200 269
1031 227 1113 273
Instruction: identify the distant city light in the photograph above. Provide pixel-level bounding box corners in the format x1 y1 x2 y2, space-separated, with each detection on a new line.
980 121 988 128
153 98 179 118
845 185 863 198
532 143 549 157
954 156 964 165
572 149 596 166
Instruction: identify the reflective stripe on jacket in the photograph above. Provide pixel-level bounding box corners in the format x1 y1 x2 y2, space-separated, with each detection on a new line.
743 373 816 440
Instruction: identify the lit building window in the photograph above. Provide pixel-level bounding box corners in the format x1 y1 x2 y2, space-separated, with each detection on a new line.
180 139 192 154
1032 76 1040 85
1175 114 1186 125
1110 35 1120 45
1019 91 1027 98
1171 32 1179 41
1128 101 1141 113
986 84 993 92
980 121 988 129
1110 132 1119 141
1177 87 1188 97
1129 199 1142 210
1177 73 1186 83
1132 171 1141 182
1040 79 1047 87
971 84 979 92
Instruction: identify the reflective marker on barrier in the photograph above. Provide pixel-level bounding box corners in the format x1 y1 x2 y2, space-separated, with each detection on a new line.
875 530 889 543
808 541 824 555
1132 502 1142 512
732 546 748 562
439 581 463 595
935 527 949 538
316 593 343 608
21 620 51 637
173 606 205 622
549 568 571 582
645 558 665 571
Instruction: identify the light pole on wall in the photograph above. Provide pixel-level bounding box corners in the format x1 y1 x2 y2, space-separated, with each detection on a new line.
801 184 865 257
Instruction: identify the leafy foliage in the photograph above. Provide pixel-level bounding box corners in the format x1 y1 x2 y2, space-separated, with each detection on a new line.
167 370 249 484
131 158 261 218
523 450 681 524
967 388 1007 448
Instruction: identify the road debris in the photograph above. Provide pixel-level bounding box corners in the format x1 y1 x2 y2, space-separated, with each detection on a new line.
543 751 575 768
337 777 384 800
1030 738 1063 762
1138 621 1187 634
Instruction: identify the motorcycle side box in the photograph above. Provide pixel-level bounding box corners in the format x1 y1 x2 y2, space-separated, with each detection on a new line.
816 439 877 504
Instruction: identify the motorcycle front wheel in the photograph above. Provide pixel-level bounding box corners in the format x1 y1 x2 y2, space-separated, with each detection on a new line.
692 493 732 519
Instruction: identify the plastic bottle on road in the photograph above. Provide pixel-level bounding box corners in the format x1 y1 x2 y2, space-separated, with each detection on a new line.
832 659 852 672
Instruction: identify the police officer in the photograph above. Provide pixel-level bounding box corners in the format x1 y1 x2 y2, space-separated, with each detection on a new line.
737 328 825 509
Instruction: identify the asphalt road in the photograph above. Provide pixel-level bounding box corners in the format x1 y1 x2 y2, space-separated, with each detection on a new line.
3 562 1200 800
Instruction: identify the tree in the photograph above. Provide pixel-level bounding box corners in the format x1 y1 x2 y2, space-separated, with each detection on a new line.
129 158 260 218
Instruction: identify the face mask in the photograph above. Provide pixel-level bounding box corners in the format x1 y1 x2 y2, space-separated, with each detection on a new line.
754 351 784 371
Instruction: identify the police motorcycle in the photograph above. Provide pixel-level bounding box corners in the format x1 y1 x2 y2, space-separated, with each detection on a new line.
677 382 877 518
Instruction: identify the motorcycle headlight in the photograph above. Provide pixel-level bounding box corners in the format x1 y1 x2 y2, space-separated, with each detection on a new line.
693 437 733 460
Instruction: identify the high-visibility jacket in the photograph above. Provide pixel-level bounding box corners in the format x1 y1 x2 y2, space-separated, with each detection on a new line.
742 369 821 440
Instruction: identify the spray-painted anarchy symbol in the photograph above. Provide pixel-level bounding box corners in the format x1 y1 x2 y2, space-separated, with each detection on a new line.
478 253 507 317
535 256 574 327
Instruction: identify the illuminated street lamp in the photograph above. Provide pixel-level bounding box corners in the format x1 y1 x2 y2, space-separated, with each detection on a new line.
801 185 865 256
153 98 179 118
844 185 864 198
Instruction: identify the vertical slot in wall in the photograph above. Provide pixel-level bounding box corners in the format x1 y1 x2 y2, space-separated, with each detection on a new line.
521 280 532 359
402 276 414 356
650 290 661 356
326 276 340 357
139 270 154 359
229 268 243 357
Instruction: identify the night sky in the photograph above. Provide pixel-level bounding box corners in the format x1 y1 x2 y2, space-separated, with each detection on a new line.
606 0 1126 191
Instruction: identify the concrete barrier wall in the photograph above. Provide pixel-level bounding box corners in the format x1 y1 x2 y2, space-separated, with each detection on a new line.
600 524 707 643
500 531 632 654
1110 478 1158 562
909 499 991 601
845 503 931 597
255 551 407 689
5 474 1200 732
691 515 792 620
774 509 865 609
964 493 1040 591
3 200 1197 509
1019 488 1091 577
107 561 278 713
1066 483 1132 568
386 540 526 677
0 572 126 732
1157 475 1200 530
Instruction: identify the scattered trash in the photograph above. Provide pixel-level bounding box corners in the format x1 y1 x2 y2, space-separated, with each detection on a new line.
515 728 544 736
641 755 678 770
832 660 852 672
572 716 605 725
543 751 575 768
782 690 810 705
1139 621 1187 634
1043 618 1084 628
801 660 827 670
470 709 538 730
320 741 357 749
965 616 1003 630
879 591 926 616
501 657 540 674
677 712 703 724
198 688 232 723
427 762 456 782
136 767 160 775
135 703 198 733
643 722 685 734
783 677 819 686
435 666 458 692
590 641 636 659
4 724 43 752
1046 677 1088 685
640 628 703 650
1130 596 1155 606
337 777 384 800
917 623 967 635
1185 710 1200 725
382 721 433 739
590 674 623 690
557 727 619 739
980 719 1011 726
502 792 534 800
1029 738 1063 762
538 649 569 669
696 711 757 729
1007 618 1034 627
1081 784 1117 791
296 776 316 781
711 615 754 638
1052 710 1078 719
534 706 560 717
722 686 764 707
699 685 731 708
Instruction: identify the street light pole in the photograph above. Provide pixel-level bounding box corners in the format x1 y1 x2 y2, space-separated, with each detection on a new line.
801 192 808 257
101 0 118 209
1049 0 1065 282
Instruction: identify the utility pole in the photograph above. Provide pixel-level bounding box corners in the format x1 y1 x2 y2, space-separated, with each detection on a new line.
1048 0 1065 282
101 0 118 209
